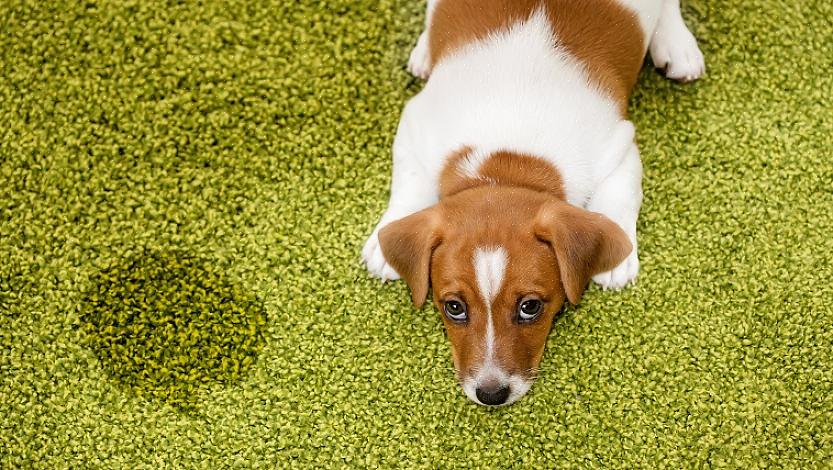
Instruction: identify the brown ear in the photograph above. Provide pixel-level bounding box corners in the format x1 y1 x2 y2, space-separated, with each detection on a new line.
378 207 443 308
534 201 632 304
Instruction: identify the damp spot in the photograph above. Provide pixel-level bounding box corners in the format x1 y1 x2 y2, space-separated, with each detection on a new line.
80 250 266 408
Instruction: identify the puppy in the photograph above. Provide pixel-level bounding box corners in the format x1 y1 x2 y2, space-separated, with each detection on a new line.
362 0 704 406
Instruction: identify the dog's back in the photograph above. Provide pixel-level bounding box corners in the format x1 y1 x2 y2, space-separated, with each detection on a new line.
428 0 663 112
406 3 640 206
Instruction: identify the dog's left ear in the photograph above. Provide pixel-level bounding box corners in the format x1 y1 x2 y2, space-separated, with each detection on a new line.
378 207 443 308
534 201 632 304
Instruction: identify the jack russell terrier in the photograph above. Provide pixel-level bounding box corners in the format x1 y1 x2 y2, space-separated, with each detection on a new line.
362 0 704 406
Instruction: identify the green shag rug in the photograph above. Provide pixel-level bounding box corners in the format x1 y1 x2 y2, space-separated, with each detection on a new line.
1 0 832 467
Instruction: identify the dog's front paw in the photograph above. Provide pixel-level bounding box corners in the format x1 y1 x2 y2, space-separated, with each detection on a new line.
362 228 401 281
592 248 639 290
649 24 705 82
407 32 431 80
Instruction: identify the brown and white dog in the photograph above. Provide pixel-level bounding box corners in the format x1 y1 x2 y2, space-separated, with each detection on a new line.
362 0 704 406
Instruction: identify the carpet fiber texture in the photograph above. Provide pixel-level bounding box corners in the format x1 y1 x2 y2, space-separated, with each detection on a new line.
1 0 832 467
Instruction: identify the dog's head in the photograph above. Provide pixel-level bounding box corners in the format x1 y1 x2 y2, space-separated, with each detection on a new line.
379 186 630 406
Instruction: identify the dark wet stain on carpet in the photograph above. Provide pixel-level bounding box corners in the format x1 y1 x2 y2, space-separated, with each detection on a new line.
79 250 266 408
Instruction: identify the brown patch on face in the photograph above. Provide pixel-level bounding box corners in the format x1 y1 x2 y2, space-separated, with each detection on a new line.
429 186 564 382
439 148 566 200
427 192 629 391
429 0 646 113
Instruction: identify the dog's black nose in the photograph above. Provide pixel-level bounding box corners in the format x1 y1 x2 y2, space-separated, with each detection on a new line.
476 384 510 406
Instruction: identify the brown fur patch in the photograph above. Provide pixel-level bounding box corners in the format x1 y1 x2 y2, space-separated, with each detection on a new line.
427 186 563 379
439 148 566 200
428 0 645 113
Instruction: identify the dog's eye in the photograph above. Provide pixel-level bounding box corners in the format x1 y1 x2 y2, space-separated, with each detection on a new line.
443 300 468 322
518 297 543 322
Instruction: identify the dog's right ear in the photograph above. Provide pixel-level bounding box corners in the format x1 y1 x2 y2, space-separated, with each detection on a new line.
378 207 443 308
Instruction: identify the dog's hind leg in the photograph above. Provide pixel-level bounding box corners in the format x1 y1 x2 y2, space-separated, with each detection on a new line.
407 0 439 79
649 0 705 82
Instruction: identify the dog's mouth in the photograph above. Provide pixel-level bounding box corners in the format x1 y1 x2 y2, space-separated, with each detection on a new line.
460 373 533 406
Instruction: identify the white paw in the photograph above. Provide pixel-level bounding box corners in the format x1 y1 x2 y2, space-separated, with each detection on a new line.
362 226 401 281
592 248 639 290
407 32 431 80
649 22 705 82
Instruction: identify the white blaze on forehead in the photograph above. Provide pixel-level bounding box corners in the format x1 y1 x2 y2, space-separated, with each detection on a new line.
473 246 507 368
474 246 507 304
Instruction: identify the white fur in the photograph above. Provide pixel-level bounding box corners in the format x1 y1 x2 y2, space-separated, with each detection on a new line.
406 9 622 207
465 246 531 406
463 244 511 406
473 246 507 363
362 109 438 280
615 0 664 49
462 365 532 407
649 0 706 81
457 149 493 180
407 0 439 79
473 246 506 304
408 32 431 79
589 142 643 288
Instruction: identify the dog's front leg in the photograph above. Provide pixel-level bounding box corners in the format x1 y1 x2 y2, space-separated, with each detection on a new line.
362 112 437 280
586 138 643 289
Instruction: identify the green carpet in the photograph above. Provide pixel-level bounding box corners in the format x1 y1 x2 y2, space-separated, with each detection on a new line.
1 0 831 467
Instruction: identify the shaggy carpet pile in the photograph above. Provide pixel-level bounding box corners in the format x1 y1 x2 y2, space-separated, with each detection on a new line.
1 0 831 467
